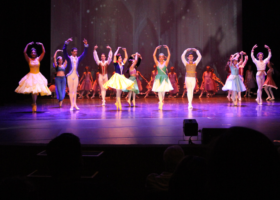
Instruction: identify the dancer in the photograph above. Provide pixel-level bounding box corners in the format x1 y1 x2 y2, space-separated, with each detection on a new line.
251 44 272 104
53 49 67 107
222 54 246 106
103 47 134 110
93 45 112 105
123 53 140 106
152 45 173 110
210 68 224 96
181 48 202 109
237 52 248 101
168 67 179 97
15 42 51 112
63 37 88 110
263 61 277 100
144 65 158 98
79 66 93 99
244 64 256 97
136 70 148 94
91 72 101 99
199 66 215 98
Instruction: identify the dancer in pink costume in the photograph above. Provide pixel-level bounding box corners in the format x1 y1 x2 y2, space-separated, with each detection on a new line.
91 72 101 99
199 66 215 98
168 67 179 97
244 64 256 97
144 65 158 98
79 66 93 99
263 61 277 101
251 44 272 104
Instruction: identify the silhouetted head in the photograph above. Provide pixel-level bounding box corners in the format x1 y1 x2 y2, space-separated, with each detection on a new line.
101 53 106 62
206 66 211 72
57 56 63 65
163 145 184 172
85 66 89 72
153 64 157 69
208 127 280 199
257 52 264 61
170 66 175 72
30 48 37 58
71 47 78 57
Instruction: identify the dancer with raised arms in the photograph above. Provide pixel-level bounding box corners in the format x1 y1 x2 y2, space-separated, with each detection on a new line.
15 42 51 112
93 45 112 105
103 47 134 110
251 44 271 104
152 45 173 110
181 48 202 109
63 37 88 110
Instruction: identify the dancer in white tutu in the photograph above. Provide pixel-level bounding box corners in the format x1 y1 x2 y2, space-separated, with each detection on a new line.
222 53 246 106
152 45 173 110
15 42 51 112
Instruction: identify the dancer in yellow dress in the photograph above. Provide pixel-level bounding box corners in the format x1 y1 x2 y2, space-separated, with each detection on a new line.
15 42 51 112
103 47 134 110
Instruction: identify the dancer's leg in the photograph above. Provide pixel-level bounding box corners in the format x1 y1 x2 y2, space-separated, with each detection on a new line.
186 77 195 109
31 93 38 112
264 86 271 100
132 92 136 106
248 89 251 97
256 75 264 104
73 76 79 109
116 89 122 110
67 76 74 109
269 87 275 99
238 92 241 100
232 91 237 105
199 90 203 98
127 91 132 106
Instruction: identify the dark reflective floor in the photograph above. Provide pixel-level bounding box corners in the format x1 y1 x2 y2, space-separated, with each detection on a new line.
0 95 280 145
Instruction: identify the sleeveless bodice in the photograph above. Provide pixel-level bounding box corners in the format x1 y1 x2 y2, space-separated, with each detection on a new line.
57 66 65 72
230 65 239 76
185 63 197 77
157 66 167 75
129 68 137 76
29 58 40 74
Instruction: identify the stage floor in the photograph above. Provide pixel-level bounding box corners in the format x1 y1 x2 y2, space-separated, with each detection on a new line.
0 95 280 145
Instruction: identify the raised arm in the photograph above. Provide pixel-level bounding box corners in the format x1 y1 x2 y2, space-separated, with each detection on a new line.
240 55 248 68
181 48 190 66
93 45 100 65
78 38 89 62
238 53 244 66
24 42 34 62
251 44 258 63
163 45 171 66
79 73 85 84
63 60 67 68
153 45 161 66
53 49 63 67
63 37 72 61
36 42 45 62
107 46 113 64
122 48 128 64
113 47 122 63
130 53 138 69
193 48 202 65
138 71 148 83
264 45 272 62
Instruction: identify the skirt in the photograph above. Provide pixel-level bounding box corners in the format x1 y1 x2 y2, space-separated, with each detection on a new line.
222 75 246 92
80 79 92 90
263 77 278 89
103 73 134 90
92 80 100 92
169 80 179 94
152 75 174 92
123 76 139 94
49 85 56 93
15 72 51 96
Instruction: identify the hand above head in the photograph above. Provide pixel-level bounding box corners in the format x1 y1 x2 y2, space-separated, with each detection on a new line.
156 45 162 49
122 47 127 51
106 45 112 50
191 48 197 52
94 45 98 50
36 42 43 45
28 41 34 45
56 49 63 52
66 37 73 43
253 44 258 49
83 38 88 45
163 45 169 49
264 45 270 49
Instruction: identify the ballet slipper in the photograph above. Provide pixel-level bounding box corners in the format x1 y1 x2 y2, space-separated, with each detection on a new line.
270 98 275 101
70 107 74 111
78 95 83 99
115 102 119 110
127 99 131 106
59 101 63 107
266 97 271 101
227 96 231 101
91 94 95 99
74 105 80 110
119 102 122 110
102 100 106 106
188 104 193 110
132 100 136 107
32 104 37 113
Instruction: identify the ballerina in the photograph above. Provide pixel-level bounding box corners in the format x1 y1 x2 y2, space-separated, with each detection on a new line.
15 42 51 112
63 37 88 110
251 44 272 104
222 54 246 106
244 64 256 97
152 45 173 110
123 53 140 106
103 47 134 110
79 66 93 99
263 61 277 101
181 48 202 109
168 67 179 98
199 66 215 98
53 49 67 107
144 65 158 98
210 68 224 97
93 45 112 105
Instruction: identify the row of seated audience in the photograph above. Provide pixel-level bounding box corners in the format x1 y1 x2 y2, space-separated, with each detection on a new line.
1 127 280 199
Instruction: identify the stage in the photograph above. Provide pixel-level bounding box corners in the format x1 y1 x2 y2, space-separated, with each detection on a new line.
0 95 279 145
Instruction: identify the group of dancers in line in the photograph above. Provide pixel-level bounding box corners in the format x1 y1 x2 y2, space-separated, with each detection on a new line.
15 38 277 112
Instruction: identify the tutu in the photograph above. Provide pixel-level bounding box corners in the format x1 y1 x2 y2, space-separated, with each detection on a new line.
103 73 134 90
49 85 56 93
81 80 92 90
222 75 246 92
152 74 174 92
263 69 278 89
123 76 139 94
92 80 100 92
15 72 51 96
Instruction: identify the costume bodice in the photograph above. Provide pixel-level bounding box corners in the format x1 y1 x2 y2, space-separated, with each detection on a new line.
230 65 239 76
157 66 167 75
129 68 137 76
57 66 65 72
29 57 40 74
185 63 197 77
